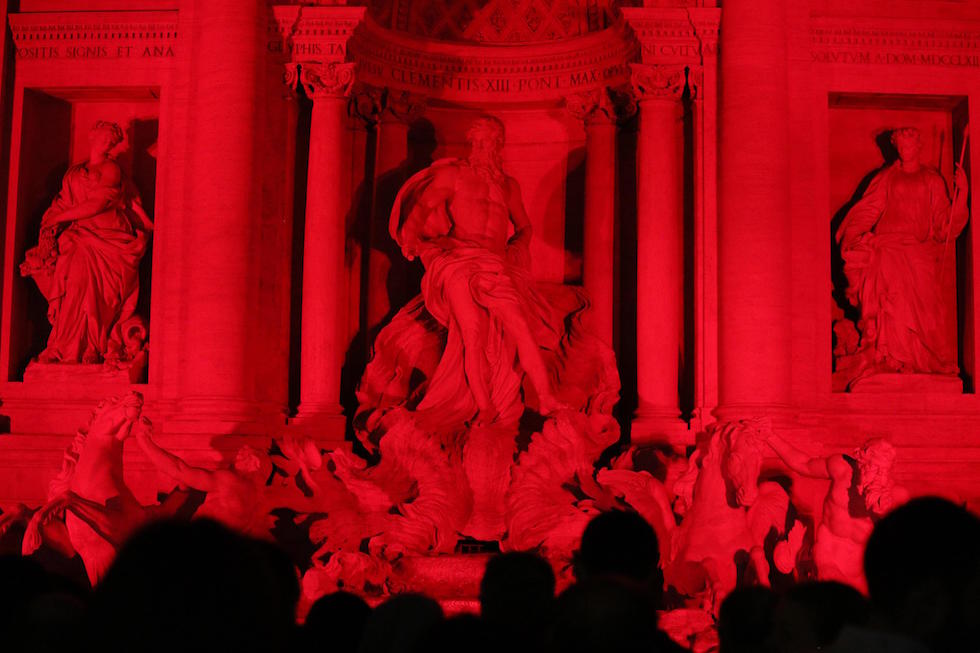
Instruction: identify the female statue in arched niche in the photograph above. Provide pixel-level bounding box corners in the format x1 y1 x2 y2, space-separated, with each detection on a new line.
834 126 970 391
20 120 153 367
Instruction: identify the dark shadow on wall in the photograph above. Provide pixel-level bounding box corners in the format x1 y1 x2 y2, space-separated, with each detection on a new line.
287 94 312 414
617 113 638 439
339 118 436 440
680 84 695 423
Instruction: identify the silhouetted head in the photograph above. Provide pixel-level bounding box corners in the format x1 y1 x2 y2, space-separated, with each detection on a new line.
479 552 555 642
553 578 659 653
413 614 494 653
771 581 869 653
303 591 370 653
575 510 663 606
863 496 980 652
718 586 777 653
357 593 442 653
891 127 922 165
87 519 299 653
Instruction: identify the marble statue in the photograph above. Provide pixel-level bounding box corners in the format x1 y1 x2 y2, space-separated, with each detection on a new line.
133 417 275 538
661 419 794 613
298 115 619 590
22 392 147 585
835 126 969 391
20 120 153 366
765 430 908 591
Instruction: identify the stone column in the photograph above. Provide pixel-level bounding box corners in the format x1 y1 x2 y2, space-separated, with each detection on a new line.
566 90 618 346
630 64 688 444
716 0 792 420
178 0 264 425
287 62 356 440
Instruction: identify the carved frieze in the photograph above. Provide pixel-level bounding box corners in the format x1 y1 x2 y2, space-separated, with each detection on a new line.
621 7 715 65
270 6 367 63
810 17 980 68
8 11 177 62
347 15 637 103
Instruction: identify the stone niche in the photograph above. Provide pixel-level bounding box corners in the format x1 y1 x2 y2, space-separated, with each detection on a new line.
1 87 158 384
829 93 971 393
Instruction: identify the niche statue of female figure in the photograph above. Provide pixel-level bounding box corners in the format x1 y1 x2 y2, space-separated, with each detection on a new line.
21 120 153 366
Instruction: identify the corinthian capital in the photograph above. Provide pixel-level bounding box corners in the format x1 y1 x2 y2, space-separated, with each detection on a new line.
629 64 686 103
285 62 357 100
380 89 427 124
566 87 637 125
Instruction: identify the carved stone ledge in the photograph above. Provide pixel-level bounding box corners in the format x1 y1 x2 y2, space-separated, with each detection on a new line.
810 16 980 68
270 6 366 63
630 63 686 103
285 62 357 100
8 11 177 62
347 15 637 104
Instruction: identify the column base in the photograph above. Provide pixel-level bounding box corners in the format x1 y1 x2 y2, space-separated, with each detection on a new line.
630 409 692 447
287 404 346 448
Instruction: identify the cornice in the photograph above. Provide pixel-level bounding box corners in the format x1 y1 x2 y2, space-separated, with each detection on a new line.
8 10 177 61
810 15 980 68
346 14 638 104
270 6 367 63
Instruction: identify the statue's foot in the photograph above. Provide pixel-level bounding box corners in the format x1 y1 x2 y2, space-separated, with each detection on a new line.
82 349 101 364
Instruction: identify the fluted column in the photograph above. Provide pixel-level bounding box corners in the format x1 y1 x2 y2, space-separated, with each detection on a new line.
630 64 688 444
716 0 792 420
286 62 356 440
566 90 619 346
178 0 263 425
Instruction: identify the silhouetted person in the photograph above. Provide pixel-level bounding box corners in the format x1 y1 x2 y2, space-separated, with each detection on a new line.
413 613 494 653
575 510 663 599
480 551 555 651
569 511 687 652
552 577 665 653
357 593 443 653
718 586 777 653
303 590 371 653
84 519 299 653
770 581 868 653
1 554 88 653
829 496 980 653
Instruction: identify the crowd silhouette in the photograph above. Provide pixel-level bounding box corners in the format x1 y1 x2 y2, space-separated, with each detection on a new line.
1 496 977 653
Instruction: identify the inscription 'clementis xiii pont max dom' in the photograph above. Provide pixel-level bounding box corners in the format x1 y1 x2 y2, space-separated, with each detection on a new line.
0 0 979 639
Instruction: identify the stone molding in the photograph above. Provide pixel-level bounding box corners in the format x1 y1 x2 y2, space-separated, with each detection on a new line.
565 87 636 125
270 6 367 63
621 7 717 65
285 62 357 100
810 16 980 68
630 63 687 103
8 10 177 62
346 13 637 104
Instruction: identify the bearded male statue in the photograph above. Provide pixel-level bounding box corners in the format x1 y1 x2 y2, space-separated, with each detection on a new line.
339 116 620 555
